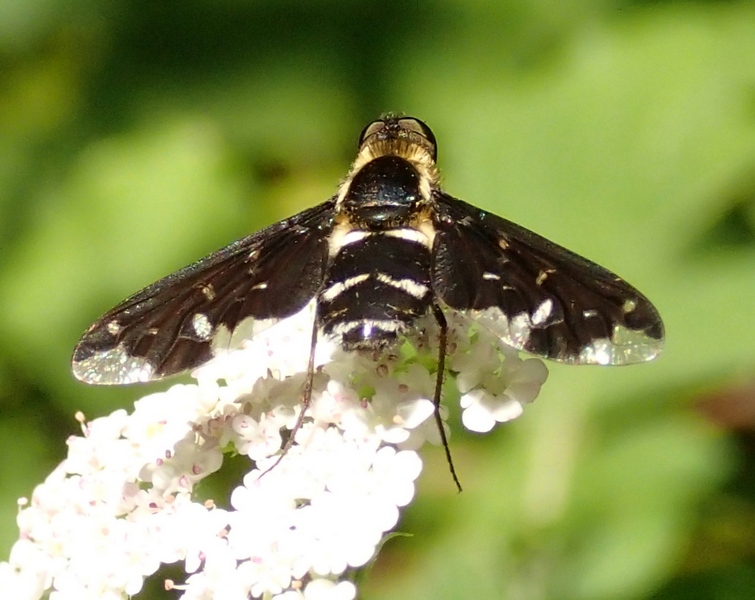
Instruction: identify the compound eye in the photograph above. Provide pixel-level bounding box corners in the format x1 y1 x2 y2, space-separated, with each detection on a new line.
397 117 436 148
358 120 386 146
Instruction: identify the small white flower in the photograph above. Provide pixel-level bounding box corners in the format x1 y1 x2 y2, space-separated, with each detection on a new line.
458 343 548 433
461 387 523 432
302 578 357 600
0 540 49 600
142 437 224 494
309 379 362 427
231 413 284 461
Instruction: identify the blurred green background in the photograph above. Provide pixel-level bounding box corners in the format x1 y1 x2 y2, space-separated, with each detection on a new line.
1 1 754 598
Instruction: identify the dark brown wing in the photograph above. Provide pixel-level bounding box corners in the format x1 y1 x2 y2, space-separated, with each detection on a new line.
431 193 663 365
73 198 336 384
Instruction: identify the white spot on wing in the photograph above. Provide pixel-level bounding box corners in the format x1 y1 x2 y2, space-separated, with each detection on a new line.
536 269 554 286
622 298 638 313
200 284 216 301
72 344 155 385
531 299 553 326
578 324 663 365
482 272 500 281
191 313 213 341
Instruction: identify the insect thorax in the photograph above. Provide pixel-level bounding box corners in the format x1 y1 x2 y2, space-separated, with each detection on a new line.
340 155 424 228
321 154 434 350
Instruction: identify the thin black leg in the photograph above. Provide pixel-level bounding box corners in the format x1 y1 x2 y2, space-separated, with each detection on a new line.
432 304 462 492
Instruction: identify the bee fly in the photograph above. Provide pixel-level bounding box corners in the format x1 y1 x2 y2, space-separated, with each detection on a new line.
73 116 664 484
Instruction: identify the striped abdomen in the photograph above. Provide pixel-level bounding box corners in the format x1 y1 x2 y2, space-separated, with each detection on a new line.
319 231 432 350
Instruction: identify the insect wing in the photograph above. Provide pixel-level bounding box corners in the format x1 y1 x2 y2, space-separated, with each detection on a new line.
431 193 664 365
73 199 336 384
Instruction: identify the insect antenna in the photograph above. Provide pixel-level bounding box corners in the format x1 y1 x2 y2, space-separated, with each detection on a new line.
432 304 462 492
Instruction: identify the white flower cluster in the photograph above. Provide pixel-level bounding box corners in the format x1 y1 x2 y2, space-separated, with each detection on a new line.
0 305 547 600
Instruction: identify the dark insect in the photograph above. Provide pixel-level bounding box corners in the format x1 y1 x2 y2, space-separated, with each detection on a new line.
73 116 664 484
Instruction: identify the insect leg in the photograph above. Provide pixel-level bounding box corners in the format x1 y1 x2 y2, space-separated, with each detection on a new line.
432 303 462 492
261 304 320 477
